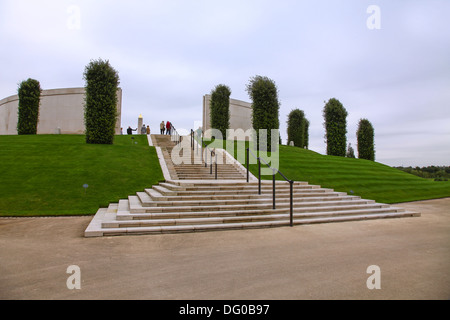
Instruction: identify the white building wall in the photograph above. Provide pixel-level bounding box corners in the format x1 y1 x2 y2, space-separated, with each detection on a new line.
202 94 252 139
0 87 122 135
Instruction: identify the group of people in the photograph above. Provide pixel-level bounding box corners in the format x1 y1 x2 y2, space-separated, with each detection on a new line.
124 124 150 135
160 121 172 135
123 121 172 136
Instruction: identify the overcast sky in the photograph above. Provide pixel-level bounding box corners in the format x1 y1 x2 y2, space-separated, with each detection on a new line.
1 0 449 167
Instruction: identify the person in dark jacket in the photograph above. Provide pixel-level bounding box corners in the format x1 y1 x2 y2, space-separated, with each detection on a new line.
127 126 137 135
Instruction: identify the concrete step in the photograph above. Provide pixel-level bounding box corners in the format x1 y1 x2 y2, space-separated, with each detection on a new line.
114 201 406 221
159 181 312 191
88 208 419 237
139 191 357 207
104 206 412 229
145 188 338 201
126 196 376 214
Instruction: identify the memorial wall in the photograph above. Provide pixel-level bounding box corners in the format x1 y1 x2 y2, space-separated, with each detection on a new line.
202 94 252 139
0 87 122 135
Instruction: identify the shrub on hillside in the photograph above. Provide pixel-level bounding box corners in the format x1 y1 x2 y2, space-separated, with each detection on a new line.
246 75 280 151
17 78 41 135
83 59 120 144
287 109 309 148
357 118 375 161
210 84 231 139
323 98 348 156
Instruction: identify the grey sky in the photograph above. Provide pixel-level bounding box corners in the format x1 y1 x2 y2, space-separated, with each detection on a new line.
1 0 449 167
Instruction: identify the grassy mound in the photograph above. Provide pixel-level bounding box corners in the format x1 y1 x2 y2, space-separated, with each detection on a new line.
1 135 448 217
0 135 164 216
204 139 450 204
272 145 450 204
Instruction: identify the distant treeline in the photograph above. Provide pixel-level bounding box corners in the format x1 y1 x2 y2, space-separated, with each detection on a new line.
394 166 450 181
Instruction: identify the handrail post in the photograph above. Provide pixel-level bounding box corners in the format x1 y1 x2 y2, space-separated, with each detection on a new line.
210 151 213 174
289 180 294 227
272 170 276 210
246 148 250 183
258 157 261 195
215 155 217 180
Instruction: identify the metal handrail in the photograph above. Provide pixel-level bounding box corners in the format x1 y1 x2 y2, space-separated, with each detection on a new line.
170 124 181 145
191 129 217 179
246 147 294 227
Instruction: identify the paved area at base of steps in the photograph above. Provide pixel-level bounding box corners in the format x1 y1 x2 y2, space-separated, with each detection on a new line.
0 197 448 300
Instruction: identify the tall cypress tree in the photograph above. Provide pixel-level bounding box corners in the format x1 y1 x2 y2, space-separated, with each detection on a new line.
303 118 310 149
209 84 231 139
246 75 280 151
357 118 375 161
83 59 120 144
17 78 41 135
323 98 348 156
287 109 309 148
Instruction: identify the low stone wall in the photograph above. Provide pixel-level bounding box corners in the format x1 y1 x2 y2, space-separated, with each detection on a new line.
0 87 122 135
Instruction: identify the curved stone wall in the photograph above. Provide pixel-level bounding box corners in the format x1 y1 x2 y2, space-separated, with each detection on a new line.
0 87 122 135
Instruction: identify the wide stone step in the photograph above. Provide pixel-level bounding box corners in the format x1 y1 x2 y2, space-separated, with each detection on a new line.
105 206 410 229
175 173 245 177
158 182 314 192
174 166 243 170
145 188 338 201
114 201 407 221
126 195 374 214
154 184 324 194
139 191 354 207
89 209 419 237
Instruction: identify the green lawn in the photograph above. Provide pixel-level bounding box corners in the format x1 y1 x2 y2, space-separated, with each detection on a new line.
273 145 450 204
1 135 449 217
204 138 450 204
0 135 164 216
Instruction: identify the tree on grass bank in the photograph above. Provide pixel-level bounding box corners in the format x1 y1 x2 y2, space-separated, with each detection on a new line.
83 59 120 144
357 118 375 161
210 84 231 139
246 75 280 151
17 78 41 135
323 98 348 157
287 109 309 148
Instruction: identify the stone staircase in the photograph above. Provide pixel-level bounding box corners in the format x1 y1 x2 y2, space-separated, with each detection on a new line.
151 134 246 180
84 134 420 237
85 179 420 237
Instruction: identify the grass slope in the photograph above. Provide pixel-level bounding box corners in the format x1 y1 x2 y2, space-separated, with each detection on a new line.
273 145 450 204
1 135 448 217
204 139 450 204
0 135 164 216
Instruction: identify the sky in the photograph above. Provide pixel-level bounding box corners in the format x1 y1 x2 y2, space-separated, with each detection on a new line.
1 0 449 167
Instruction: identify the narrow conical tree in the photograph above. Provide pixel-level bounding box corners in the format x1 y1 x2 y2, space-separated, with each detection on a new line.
246 75 280 151
303 119 310 149
83 59 120 144
287 109 309 148
323 98 348 156
210 84 231 139
17 78 41 135
357 118 375 161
